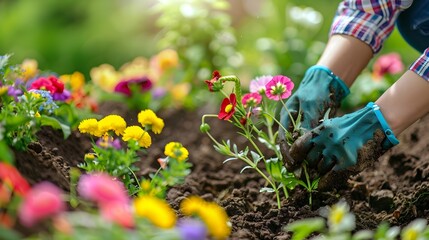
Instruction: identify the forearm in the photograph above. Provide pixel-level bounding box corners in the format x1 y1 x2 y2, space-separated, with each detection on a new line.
376 70 429 135
317 35 373 87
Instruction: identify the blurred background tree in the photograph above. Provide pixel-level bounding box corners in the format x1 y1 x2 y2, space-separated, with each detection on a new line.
0 0 420 86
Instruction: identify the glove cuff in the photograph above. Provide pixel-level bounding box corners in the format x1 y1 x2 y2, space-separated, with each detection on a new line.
308 65 350 97
366 102 400 146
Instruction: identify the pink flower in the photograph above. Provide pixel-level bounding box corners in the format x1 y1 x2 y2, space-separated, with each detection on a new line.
241 92 262 108
78 173 129 205
18 182 65 227
100 202 134 228
265 75 294 101
372 53 404 81
249 75 272 94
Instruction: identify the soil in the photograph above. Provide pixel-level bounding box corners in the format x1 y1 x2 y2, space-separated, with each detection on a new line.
13 102 429 239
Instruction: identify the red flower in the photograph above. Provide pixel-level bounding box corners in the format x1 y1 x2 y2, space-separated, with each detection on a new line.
0 162 30 196
218 93 237 120
205 70 221 92
29 76 64 94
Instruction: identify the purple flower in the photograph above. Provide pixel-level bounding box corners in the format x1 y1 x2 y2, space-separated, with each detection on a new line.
96 135 122 149
177 218 207 240
152 87 167 100
7 86 23 100
265 75 294 101
249 75 272 94
114 77 152 97
52 89 71 101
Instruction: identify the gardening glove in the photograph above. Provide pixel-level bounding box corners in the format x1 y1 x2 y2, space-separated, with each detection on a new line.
279 65 350 137
286 102 399 190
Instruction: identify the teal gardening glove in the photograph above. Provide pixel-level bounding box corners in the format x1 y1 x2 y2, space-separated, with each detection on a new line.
279 65 350 137
286 102 400 190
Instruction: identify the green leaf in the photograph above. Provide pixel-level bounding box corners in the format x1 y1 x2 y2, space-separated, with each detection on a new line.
223 157 237 164
284 217 325 240
259 187 275 193
240 165 253 173
38 115 71 139
0 225 22 240
3 115 31 131
0 140 14 164
250 151 261 164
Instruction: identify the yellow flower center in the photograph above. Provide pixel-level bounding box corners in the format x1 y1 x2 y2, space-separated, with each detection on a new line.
224 104 233 113
404 229 418 240
331 210 344 224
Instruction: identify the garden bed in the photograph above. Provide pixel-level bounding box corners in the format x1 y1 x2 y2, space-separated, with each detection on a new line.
14 103 429 239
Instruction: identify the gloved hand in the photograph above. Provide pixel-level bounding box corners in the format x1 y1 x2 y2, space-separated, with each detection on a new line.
279 65 350 137
285 102 400 190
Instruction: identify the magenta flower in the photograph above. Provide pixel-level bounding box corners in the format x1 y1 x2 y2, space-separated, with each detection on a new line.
249 75 272 94
241 92 262 108
265 75 294 101
18 182 65 227
78 173 129 205
114 77 152 96
372 53 404 81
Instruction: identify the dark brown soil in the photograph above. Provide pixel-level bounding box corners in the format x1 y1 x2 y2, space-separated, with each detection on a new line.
13 102 429 239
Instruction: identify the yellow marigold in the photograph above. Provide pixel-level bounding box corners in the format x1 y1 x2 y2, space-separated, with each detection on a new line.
164 142 189 161
90 64 120 92
98 115 126 136
181 196 231 239
137 109 164 134
134 196 176 229
180 196 206 215
78 118 102 137
122 126 152 148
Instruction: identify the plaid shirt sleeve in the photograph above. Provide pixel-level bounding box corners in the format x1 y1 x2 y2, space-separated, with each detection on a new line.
410 48 429 81
330 0 413 53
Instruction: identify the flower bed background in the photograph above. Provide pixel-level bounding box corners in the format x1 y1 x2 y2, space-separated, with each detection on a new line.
11 101 429 239
2 1 429 239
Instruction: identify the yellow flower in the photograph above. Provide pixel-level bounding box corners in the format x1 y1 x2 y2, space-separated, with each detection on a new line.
78 118 102 137
21 59 38 81
122 126 152 148
0 86 8 96
60 72 85 91
181 196 231 239
90 64 120 92
170 83 190 104
180 196 206 215
34 112 41 118
164 142 189 162
401 219 427 240
155 49 179 72
98 115 127 136
120 57 149 79
84 153 96 160
137 109 164 134
134 196 176 229
140 179 151 191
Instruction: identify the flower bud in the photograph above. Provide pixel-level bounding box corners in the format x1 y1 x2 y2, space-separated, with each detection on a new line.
199 123 211 133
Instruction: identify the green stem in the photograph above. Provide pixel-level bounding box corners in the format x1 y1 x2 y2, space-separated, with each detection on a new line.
280 99 297 131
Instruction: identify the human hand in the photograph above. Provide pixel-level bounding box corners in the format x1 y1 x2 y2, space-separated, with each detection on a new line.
279 66 350 141
284 102 399 190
